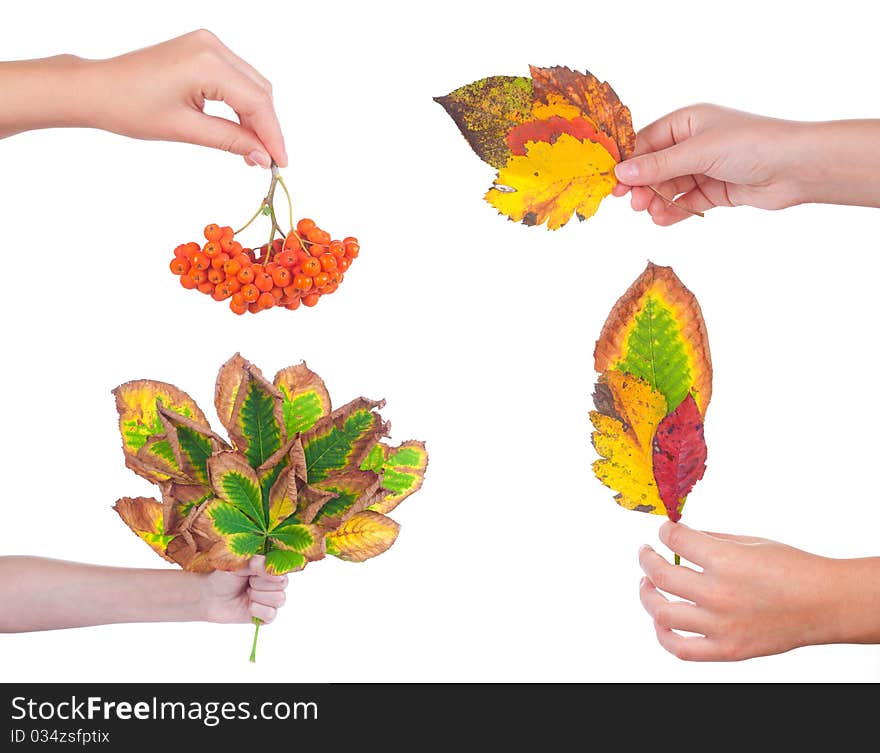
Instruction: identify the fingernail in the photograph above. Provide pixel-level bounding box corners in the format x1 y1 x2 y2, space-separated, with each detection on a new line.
639 577 650 588
638 544 652 555
615 161 638 181
248 149 271 168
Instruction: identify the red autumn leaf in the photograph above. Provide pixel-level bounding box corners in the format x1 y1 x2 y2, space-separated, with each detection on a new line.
506 115 621 162
651 394 707 522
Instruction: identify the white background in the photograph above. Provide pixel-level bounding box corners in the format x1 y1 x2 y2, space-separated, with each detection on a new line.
1 0 879 682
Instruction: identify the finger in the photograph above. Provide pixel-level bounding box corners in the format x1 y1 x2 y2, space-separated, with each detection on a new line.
175 109 272 166
654 623 723 661
211 37 273 93
216 64 288 167
703 531 768 545
639 578 711 634
659 521 724 568
652 174 698 201
249 588 286 608
638 545 706 602
250 603 278 624
630 186 654 212
615 135 714 187
633 106 703 157
611 182 630 197
249 573 288 591
651 184 720 226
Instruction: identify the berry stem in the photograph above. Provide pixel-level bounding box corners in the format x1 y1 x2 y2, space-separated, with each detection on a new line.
276 173 294 236
234 204 265 236
249 617 262 663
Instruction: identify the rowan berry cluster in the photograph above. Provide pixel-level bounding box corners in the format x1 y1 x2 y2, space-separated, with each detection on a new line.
169 219 359 314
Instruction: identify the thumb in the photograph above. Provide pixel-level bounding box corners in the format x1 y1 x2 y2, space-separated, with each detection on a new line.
178 111 272 168
615 141 708 186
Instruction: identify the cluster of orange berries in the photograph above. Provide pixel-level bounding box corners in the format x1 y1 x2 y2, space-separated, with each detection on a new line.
169 220 359 314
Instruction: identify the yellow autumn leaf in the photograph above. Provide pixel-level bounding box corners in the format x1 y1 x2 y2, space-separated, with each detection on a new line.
485 133 617 230
326 510 400 562
590 371 667 515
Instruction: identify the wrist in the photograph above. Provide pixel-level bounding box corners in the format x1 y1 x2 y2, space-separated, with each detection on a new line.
825 557 880 645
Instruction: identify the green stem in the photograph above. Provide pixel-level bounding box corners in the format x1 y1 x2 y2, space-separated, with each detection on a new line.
234 203 264 236
276 173 294 234
674 553 681 566
249 617 262 663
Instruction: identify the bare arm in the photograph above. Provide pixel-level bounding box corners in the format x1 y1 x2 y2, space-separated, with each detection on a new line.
638 522 880 661
612 104 880 224
0 29 287 167
0 555 287 633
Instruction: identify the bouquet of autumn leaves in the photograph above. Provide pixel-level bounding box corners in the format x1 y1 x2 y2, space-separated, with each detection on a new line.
112 354 427 657
590 264 712 548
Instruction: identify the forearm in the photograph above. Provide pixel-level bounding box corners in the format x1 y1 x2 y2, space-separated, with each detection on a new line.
796 120 880 207
0 55 102 139
826 556 880 645
0 556 208 632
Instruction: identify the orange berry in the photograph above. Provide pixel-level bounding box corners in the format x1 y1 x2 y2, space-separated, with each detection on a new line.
180 274 198 290
314 272 330 289
190 253 210 271
207 268 224 285
328 240 345 258
212 285 233 301
302 293 321 307
204 224 222 242
203 241 220 258
323 282 339 294
190 269 208 285
338 257 351 272
225 278 241 294
302 258 321 277
198 281 215 295
319 253 337 272
237 266 255 284
230 298 248 315
344 241 359 259
224 258 242 277
169 257 190 275
272 267 291 287
231 292 246 307
305 226 324 244
184 242 201 258
285 298 301 310
241 283 260 303
271 286 284 301
297 218 316 236
257 292 275 309
211 252 230 271
293 274 312 291
254 269 274 292
277 250 297 268
343 236 358 245
174 244 189 259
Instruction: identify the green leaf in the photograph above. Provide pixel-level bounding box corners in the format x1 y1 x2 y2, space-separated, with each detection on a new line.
208 454 266 529
302 398 387 483
210 501 263 535
365 441 429 515
615 295 693 412
227 532 265 557
275 362 331 436
264 548 306 575
360 444 385 472
241 379 283 468
311 469 382 529
269 523 314 552
176 426 213 484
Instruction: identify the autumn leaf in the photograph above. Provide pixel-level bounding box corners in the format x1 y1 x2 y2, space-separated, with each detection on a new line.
437 65 633 229
310 469 385 529
652 395 707 522
362 440 429 515
590 371 667 515
530 65 635 160
274 361 331 436
113 497 175 562
433 75 534 169
506 115 620 162
594 262 713 414
326 511 401 563
486 133 618 229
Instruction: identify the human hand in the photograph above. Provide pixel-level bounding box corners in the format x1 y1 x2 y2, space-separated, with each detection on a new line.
612 104 816 225
80 29 287 167
200 555 289 625
638 522 880 661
